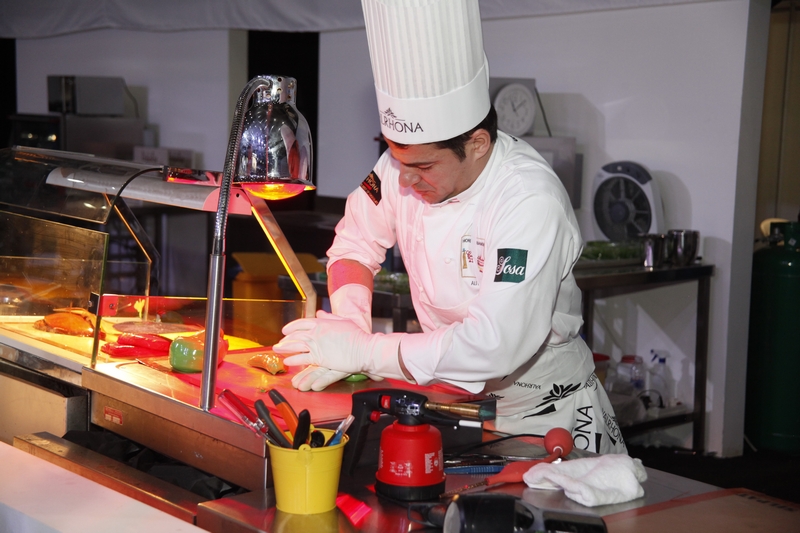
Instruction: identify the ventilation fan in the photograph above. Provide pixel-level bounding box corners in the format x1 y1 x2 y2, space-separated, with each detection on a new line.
592 161 664 241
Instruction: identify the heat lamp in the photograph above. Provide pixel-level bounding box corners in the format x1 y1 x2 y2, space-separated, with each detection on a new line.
200 75 315 411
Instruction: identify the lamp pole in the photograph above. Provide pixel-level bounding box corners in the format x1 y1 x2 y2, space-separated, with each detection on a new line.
199 74 314 412
199 76 271 412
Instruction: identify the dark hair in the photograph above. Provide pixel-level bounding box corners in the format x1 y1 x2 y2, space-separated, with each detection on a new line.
434 105 498 161
388 106 498 162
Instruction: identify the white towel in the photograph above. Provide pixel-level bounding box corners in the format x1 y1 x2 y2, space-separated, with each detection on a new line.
522 454 647 507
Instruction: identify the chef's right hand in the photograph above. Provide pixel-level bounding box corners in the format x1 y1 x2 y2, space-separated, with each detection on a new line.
277 309 382 391
274 310 404 389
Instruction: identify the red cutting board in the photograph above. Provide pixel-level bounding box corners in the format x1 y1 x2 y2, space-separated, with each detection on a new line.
137 348 474 429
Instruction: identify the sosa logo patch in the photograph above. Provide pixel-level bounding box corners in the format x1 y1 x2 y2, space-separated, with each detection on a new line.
494 248 528 283
360 170 382 205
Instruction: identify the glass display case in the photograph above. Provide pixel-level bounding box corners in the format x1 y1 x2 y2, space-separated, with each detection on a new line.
0 146 316 482
0 145 489 499
0 146 313 371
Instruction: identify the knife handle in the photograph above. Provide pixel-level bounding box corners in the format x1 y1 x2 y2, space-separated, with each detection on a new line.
292 410 311 449
268 389 299 437
219 389 263 429
254 399 292 448
217 389 262 436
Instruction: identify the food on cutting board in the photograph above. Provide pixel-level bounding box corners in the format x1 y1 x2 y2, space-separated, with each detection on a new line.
100 333 173 358
33 308 101 338
169 330 229 373
247 352 286 375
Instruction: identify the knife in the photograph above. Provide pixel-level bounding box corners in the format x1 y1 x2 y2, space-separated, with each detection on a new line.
136 358 175 374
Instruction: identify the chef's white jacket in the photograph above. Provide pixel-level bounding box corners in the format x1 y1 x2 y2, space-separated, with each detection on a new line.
328 132 626 453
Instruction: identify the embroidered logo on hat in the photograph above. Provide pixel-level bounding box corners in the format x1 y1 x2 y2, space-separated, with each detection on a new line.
380 108 423 136
360 170 382 205
494 248 528 283
362 0 490 144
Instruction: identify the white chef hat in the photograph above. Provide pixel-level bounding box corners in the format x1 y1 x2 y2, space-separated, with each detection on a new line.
362 0 490 144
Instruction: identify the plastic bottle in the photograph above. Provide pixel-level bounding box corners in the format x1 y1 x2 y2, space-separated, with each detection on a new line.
648 350 674 408
613 355 645 396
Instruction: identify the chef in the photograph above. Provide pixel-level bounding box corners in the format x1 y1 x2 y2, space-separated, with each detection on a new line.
274 0 626 454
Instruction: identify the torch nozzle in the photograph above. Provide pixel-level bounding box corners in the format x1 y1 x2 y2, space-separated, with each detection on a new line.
424 401 496 420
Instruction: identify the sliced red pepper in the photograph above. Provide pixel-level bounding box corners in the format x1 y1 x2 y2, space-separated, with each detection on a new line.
117 333 171 352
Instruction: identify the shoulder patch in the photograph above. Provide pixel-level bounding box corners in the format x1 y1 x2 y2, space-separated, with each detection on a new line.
494 248 528 283
360 170 382 206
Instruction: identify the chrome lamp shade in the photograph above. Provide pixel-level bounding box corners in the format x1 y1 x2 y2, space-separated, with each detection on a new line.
237 76 314 200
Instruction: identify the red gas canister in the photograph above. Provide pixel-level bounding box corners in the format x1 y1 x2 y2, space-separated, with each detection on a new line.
375 421 445 501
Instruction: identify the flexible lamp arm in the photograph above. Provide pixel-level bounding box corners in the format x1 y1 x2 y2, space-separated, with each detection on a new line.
200 76 271 412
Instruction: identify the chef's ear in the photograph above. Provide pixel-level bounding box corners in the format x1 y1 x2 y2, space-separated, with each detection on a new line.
467 129 492 160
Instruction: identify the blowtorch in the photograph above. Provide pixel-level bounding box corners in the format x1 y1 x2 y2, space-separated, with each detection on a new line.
343 388 495 501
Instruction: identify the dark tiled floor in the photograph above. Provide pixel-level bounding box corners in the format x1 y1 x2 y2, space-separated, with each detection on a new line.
628 445 800 504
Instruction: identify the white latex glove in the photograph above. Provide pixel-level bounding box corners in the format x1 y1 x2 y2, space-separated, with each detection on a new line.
273 311 407 391
290 365 351 391
330 283 373 333
288 364 384 392
324 283 377 388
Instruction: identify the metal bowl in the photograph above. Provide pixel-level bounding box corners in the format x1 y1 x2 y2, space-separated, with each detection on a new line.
668 229 700 266
641 233 668 269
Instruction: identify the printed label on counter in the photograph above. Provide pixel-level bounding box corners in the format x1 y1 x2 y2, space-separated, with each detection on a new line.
103 406 124 426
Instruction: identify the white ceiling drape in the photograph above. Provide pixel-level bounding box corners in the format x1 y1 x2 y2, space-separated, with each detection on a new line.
0 0 714 39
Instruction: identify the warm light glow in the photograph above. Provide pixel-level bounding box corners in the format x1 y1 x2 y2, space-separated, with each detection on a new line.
251 205 308 302
241 182 309 200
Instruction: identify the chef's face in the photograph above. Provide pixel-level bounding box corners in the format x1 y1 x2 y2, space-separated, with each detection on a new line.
387 135 488 204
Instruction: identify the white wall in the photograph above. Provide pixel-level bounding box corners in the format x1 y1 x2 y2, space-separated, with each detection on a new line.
318 0 770 456
317 29 379 197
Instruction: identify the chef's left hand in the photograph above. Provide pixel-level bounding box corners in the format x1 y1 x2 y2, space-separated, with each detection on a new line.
290 364 353 392
273 310 406 386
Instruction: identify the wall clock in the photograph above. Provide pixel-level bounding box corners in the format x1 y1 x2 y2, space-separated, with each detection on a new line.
493 82 536 136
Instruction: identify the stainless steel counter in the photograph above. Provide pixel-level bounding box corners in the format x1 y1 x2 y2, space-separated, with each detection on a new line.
0 330 89 444
195 445 719 532
80 351 489 494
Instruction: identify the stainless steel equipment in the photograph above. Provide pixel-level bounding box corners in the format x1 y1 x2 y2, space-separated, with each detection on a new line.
667 229 700 266
641 233 668 269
